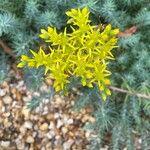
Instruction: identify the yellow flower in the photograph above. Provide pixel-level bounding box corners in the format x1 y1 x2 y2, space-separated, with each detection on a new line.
18 7 119 101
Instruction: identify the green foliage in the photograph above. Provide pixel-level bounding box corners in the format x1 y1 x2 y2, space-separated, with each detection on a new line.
0 51 9 82
27 86 55 110
0 0 150 149
23 67 44 91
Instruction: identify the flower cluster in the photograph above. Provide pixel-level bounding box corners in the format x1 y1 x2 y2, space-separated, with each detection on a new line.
18 7 119 100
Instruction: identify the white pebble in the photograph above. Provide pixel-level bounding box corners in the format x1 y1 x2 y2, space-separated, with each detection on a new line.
3 95 12 104
54 113 60 119
1 106 5 113
49 122 55 130
46 131 55 139
1 141 10 147
63 139 74 150
41 147 46 150
61 127 68 134
56 119 64 128
67 119 74 125
23 97 31 102
23 121 33 129
26 136 34 143
16 142 25 150
32 131 37 138
0 89 6 96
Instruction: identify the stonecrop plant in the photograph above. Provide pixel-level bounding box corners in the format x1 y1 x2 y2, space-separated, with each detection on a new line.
18 7 119 100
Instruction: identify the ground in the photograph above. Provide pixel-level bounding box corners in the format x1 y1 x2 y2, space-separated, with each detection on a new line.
0 67 96 150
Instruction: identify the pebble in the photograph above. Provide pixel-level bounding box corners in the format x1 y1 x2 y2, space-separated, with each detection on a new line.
85 131 91 138
61 127 68 134
0 75 93 150
1 141 10 147
41 147 46 150
16 142 25 150
56 119 64 128
63 115 69 124
46 113 54 120
1 106 5 113
3 112 10 117
63 139 74 150
49 122 55 130
32 131 37 138
3 95 12 104
39 123 49 131
4 121 12 128
26 136 34 143
23 121 33 129
23 96 30 102
54 113 60 119
20 126 27 135
22 107 30 119
55 97 65 105
0 89 6 96
46 143 52 149
46 131 55 139
67 118 74 124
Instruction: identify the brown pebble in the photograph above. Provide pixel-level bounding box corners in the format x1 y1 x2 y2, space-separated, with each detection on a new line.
39 123 49 131
26 136 34 143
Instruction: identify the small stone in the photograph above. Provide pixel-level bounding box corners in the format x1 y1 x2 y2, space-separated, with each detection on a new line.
32 131 37 138
20 126 27 135
71 101 75 106
0 100 2 108
61 127 68 134
39 123 49 131
26 136 34 143
43 106 48 115
41 147 46 150
23 121 33 129
63 114 69 123
46 143 52 149
85 131 91 138
43 98 49 104
0 89 6 96
55 97 65 105
46 113 54 120
3 95 12 104
45 78 53 86
68 131 74 137
49 122 55 130
63 139 74 150
38 131 45 138
67 119 74 124
22 107 30 119
54 136 63 146
54 113 60 119
4 121 12 128
3 112 10 117
1 141 10 147
56 119 64 128
81 115 89 123
35 106 41 113
138 138 142 144
100 145 109 150
23 96 31 102
89 116 96 123
1 106 5 113
46 131 55 139
16 142 25 150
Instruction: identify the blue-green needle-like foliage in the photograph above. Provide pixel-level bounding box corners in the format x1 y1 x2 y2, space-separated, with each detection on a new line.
0 0 150 149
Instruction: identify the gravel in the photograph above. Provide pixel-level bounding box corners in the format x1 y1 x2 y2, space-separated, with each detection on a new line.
0 69 95 149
